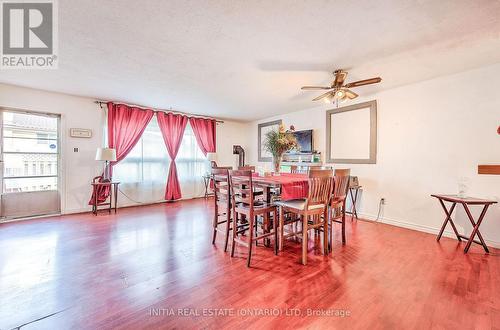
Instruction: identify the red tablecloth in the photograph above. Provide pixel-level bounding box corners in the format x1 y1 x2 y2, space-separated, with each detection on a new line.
253 173 308 200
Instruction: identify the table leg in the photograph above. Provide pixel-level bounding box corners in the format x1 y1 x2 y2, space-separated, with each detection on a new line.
302 214 308 265
279 206 284 251
114 184 118 213
264 186 272 204
436 200 460 241
350 188 359 219
108 185 112 214
204 177 209 198
93 186 98 216
463 203 490 253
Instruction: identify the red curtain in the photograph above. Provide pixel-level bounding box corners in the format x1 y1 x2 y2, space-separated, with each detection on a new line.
157 112 188 200
189 117 216 155
89 102 154 205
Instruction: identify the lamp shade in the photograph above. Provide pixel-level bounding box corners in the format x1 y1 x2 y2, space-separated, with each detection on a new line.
206 152 217 162
95 148 117 161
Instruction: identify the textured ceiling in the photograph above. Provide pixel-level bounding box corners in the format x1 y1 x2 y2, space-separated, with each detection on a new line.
1 0 500 121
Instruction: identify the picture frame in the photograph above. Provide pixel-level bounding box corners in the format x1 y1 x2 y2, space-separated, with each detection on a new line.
326 100 377 164
258 119 282 162
69 128 92 138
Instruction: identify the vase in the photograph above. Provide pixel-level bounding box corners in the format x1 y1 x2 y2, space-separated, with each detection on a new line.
272 155 282 173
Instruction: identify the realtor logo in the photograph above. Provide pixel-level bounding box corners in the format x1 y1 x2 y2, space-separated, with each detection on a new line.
1 0 58 69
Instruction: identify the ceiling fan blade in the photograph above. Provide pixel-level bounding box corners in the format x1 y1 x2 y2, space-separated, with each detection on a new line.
301 86 332 90
345 77 382 88
312 91 333 101
332 70 348 87
344 89 358 99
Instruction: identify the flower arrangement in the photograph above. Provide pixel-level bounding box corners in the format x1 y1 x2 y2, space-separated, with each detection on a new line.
263 123 298 172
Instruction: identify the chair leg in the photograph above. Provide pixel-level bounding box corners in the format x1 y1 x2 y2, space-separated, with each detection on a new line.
279 206 284 251
323 209 329 255
230 211 237 257
330 208 335 252
327 206 332 252
224 209 231 252
342 203 346 245
273 209 278 255
212 205 218 245
302 213 308 265
255 216 259 247
247 216 254 267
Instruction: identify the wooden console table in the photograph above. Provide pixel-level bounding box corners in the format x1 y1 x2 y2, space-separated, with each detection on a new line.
91 181 120 215
431 194 497 253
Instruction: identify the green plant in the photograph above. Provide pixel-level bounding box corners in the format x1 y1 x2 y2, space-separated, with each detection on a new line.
263 124 298 159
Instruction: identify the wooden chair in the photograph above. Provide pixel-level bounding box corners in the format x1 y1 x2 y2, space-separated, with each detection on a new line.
275 169 333 265
329 169 351 247
229 170 278 267
290 165 307 174
238 165 256 172
290 164 323 174
211 167 232 251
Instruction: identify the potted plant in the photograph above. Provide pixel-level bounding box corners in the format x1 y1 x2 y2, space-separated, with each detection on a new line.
263 124 298 173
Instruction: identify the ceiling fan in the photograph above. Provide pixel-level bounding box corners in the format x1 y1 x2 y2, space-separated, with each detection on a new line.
301 70 382 103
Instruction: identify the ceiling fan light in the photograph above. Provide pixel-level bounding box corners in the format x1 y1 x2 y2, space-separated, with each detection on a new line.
335 90 344 98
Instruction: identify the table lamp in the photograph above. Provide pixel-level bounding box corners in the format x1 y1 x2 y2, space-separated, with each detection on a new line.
96 147 117 182
207 152 217 168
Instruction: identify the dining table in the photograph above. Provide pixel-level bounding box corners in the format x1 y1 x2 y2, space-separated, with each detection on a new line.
251 173 309 202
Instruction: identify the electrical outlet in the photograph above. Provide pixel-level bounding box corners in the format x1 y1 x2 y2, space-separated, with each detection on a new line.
381 198 386 205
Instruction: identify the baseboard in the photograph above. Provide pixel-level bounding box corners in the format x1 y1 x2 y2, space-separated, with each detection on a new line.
358 212 500 249
61 196 208 215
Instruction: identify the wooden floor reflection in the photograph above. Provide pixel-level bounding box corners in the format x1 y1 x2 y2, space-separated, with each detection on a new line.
0 198 498 329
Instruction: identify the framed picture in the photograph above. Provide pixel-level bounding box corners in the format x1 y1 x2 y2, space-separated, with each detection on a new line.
326 100 377 164
69 128 92 138
258 119 282 162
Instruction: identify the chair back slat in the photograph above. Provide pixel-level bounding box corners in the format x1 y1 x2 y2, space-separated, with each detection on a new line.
291 165 323 174
229 170 254 210
238 165 256 172
212 168 230 203
333 169 351 199
214 166 233 170
306 169 333 207
290 165 307 174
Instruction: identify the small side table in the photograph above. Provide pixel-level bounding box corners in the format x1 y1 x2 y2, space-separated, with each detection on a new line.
431 194 497 253
91 181 120 215
202 174 213 198
347 186 361 219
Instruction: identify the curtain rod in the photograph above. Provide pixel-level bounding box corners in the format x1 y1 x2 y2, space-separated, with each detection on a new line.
94 100 224 123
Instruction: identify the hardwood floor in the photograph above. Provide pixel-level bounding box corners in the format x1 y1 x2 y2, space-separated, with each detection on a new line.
0 198 498 329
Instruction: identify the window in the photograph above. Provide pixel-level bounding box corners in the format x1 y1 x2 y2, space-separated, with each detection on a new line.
113 116 208 202
2 111 58 193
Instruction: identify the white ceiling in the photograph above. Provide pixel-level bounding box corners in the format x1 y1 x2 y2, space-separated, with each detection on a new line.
1 0 500 121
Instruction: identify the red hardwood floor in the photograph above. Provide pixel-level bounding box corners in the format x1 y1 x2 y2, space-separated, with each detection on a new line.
0 198 498 329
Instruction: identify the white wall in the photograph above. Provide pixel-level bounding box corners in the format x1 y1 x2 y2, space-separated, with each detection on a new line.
247 63 500 247
0 83 104 214
216 120 249 169
0 83 247 214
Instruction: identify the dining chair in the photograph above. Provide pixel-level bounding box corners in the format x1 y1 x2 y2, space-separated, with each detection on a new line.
229 170 278 267
238 165 256 172
290 165 324 174
211 167 232 251
290 165 307 174
275 169 333 265
329 169 351 247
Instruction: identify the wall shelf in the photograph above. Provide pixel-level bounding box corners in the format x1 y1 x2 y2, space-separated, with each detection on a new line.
478 165 500 175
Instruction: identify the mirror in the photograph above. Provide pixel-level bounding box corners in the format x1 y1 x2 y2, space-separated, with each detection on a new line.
326 100 377 164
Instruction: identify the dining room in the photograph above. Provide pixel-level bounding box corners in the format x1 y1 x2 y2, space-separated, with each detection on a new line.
1 1 499 329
